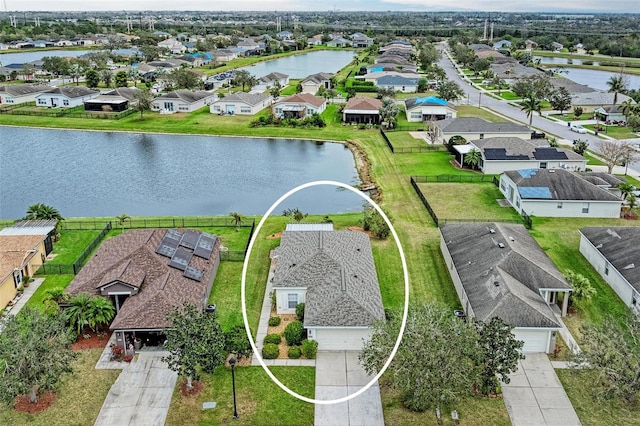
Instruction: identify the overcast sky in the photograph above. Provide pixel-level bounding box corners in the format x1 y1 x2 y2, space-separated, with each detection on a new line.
4 1 638 13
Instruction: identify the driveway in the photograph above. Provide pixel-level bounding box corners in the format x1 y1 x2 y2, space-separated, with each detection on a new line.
314 351 384 426
94 351 177 426
502 353 581 426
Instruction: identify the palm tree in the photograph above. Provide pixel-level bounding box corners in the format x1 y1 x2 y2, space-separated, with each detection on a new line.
86 296 115 332
617 182 636 200
520 95 542 128
465 148 482 170
25 203 63 221
229 212 243 231
621 99 639 118
64 293 93 336
564 270 596 308
42 288 69 314
116 213 130 234
607 75 627 107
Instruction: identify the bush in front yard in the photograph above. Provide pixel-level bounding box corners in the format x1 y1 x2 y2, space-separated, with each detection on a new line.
295 303 305 321
288 346 301 359
301 339 318 359
268 316 281 326
284 321 304 346
263 334 282 345
262 343 280 359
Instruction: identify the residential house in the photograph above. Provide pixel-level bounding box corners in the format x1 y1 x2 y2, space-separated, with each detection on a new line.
467 137 587 174
440 222 570 353
551 41 564 52
307 35 323 47
65 229 220 354
493 39 512 50
35 86 99 108
378 40 415 54
0 43 8 50
499 168 623 218
434 117 531 145
84 87 140 112
151 90 217 113
579 227 640 314
276 31 294 40
0 85 52 105
158 38 187 55
0 220 56 311
210 92 272 115
350 33 374 48
273 93 326 119
342 97 382 125
33 40 54 48
361 70 420 84
571 91 634 113
524 40 537 50
375 75 419 93
300 72 333 94
213 49 237 62
404 96 457 122
254 72 289 92
153 31 172 39
594 104 631 122
54 39 74 47
327 38 351 48
271 226 384 351
577 172 627 198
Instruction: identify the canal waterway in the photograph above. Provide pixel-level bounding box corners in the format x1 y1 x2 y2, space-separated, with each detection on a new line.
239 50 356 79
0 127 362 219
533 56 640 91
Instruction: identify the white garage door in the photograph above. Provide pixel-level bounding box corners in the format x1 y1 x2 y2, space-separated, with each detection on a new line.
513 329 551 353
313 328 372 351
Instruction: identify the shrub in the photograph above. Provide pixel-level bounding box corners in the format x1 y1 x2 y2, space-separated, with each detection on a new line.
263 333 282 345
288 346 302 359
295 303 305 322
301 339 318 359
283 321 304 346
110 344 124 362
268 316 281 326
123 355 133 363
224 324 253 360
262 343 280 359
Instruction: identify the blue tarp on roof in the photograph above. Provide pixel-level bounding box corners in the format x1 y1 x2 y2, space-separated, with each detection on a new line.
414 96 446 106
517 169 538 178
519 187 553 199
370 66 383 73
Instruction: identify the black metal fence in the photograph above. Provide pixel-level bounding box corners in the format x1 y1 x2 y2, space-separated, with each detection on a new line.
0 105 136 120
410 176 439 225
380 129 395 153
59 216 256 231
411 174 497 183
380 129 447 154
219 250 247 262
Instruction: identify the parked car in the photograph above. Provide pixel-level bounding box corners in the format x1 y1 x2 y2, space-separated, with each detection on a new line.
570 124 587 134
531 131 546 139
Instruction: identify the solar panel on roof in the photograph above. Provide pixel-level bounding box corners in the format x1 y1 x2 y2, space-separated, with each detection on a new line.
156 230 181 257
484 148 508 160
519 186 553 199
156 244 176 258
194 233 217 259
183 266 204 282
180 230 200 249
165 229 183 242
534 148 568 160
168 247 192 271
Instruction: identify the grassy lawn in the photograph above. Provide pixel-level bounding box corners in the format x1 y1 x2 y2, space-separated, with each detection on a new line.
550 113 593 122
497 91 520 101
582 124 638 140
165 366 315 426
385 131 428 149
0 349 119 426
581 151 606 166
26 274 75 312
416 182 522 223
619 174 640 186
455 105 505 122
557 369 640 425
47 230 101 264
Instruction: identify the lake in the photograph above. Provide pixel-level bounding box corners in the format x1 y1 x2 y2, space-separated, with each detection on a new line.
0 49 96 65
239 50 356 79
0 127 363 220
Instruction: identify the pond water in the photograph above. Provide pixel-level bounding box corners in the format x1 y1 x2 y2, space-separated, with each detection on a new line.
533 56 601 66
238 50 356 79
0 127 362 219
0 49 96 65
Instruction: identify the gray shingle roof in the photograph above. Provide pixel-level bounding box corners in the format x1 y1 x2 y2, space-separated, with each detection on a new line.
577 172 626 187
440 223 566 328
471 137 586 161
157 90 213 103
376 75 419 86
0 84 51 96
437 117 529 134
302 72 333 84
217 92 271 106
41 86 99 99
580 227 640 293
504 168 622 201
571 91 633 106
272 231 384 327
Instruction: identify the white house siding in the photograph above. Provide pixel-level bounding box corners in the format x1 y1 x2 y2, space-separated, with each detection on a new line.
406 106 456 122
481 159 587 175
0 92 43 105
440 236 473 315
152 96 215 113
35 93 98 108
309 327 372 351
378 83 417 93
579 235 640 312
513 328 555 353
274 288 306 315
301 82 320 94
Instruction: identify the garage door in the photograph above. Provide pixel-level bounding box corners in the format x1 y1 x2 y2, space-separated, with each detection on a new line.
225 104 235 114
313 328 372 351
513 329 551 353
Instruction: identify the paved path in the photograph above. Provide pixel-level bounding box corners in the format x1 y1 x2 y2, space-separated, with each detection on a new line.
94 351 177 426
503 353 581 426
314 351 384 426
6 277 44 316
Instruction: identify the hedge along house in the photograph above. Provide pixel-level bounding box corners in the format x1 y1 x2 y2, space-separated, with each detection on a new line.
499 168 623 218
65 229 220 353
579 227 640 315
404 96 457 122
0 220 56 311
440 222 571 353
270 225 384 351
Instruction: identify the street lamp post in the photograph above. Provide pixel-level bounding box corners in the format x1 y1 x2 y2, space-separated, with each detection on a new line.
478 91 482 108
229 357 239 419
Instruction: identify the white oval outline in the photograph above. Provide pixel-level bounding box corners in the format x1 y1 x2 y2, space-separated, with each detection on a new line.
241 180 409 405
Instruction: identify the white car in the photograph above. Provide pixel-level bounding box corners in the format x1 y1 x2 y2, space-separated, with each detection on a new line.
570 124 587 134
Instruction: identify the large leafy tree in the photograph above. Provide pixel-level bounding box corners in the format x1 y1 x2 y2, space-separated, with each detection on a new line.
0 308 76 404
596 139 639 174
134 89 153 118
379 96 399 129
162 303 226 391
42 56 70 78
232 70 257 92
360 304 479 416
436 79 464 102
170 68 201 90
418 44 441 72
114 70 129 88
549 87 572 115
475 317 524 396
575 312 640 402
85 69 100 89
510 74 552 100
520 94 542 128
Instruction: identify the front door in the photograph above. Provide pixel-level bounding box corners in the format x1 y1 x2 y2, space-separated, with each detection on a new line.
50 98 57 107
225 105 235 114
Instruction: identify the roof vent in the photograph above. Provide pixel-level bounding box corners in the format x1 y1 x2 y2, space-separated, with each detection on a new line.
498 242 505 248
596 243 603 249
624 263 635 270
489 228 496 234
494 280 500 286
548 169 555 173
508 236 515 241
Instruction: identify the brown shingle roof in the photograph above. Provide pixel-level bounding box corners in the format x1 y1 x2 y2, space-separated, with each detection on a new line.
344 97 382 111
0 235 45 282
278 93 326 108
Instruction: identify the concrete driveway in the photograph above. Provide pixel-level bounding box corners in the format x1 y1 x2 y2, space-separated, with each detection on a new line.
502 353 581 426
314 351 384 426
94 351 177 426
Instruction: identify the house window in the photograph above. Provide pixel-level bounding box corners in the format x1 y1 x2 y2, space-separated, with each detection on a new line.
557 202 563 209
632 296 637 306
240 107 251 113
37 98 47 105
582 202 590 214
479 133 484 139
178 106 189 111
500 181 506 191
287 293 298 309
410 112 422 119
63 99 69 106
605 263 609 276
13 270 22 288
446 113 452 118
515 197 520 208
540 162 547 169
213 106 220 111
